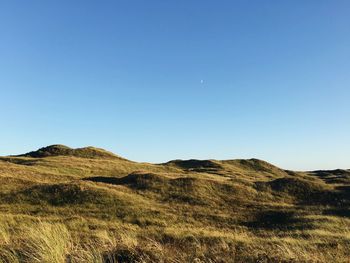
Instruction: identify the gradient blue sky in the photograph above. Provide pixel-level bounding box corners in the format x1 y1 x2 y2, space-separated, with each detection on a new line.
1 1 349 170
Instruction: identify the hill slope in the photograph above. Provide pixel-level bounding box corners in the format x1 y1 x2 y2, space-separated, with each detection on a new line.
0 145 349 262
18 144 126 159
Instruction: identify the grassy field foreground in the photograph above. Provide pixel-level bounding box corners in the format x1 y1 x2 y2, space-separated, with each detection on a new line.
0 145 349 262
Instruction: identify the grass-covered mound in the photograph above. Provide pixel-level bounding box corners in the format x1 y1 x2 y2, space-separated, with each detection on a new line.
87 171 257 206
310 169 350 184
255 177 346 206
1 145 350 263
19 145 124 159
222 158 288 177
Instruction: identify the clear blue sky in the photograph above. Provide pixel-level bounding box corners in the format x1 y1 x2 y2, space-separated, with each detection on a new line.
1 1 349 170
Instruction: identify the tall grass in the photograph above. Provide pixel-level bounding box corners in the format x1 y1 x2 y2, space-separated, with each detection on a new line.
0 220 349 262
21 222 71 263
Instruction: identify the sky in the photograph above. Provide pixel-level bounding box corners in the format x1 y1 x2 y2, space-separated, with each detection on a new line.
1 1 349 170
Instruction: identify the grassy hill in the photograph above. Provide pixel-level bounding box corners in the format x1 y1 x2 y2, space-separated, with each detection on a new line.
0 145 349 262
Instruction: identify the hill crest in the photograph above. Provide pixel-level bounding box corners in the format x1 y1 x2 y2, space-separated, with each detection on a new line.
18 144 127 160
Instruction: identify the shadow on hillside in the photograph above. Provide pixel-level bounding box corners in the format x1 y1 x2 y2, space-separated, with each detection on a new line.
165 159 224 174
0 157 38 166
322 185 350 218
256 177 350 207
0 183 116 207
85 176 120 185
84 173 167 190
310 169 350 184
244 210 310 230
324 208 350 217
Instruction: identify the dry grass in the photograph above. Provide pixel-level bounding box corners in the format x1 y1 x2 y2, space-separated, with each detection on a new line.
22 222 71 263
0 145 349 262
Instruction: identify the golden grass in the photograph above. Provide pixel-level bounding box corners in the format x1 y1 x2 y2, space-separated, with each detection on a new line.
22 222 71 263
0 146 349 262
